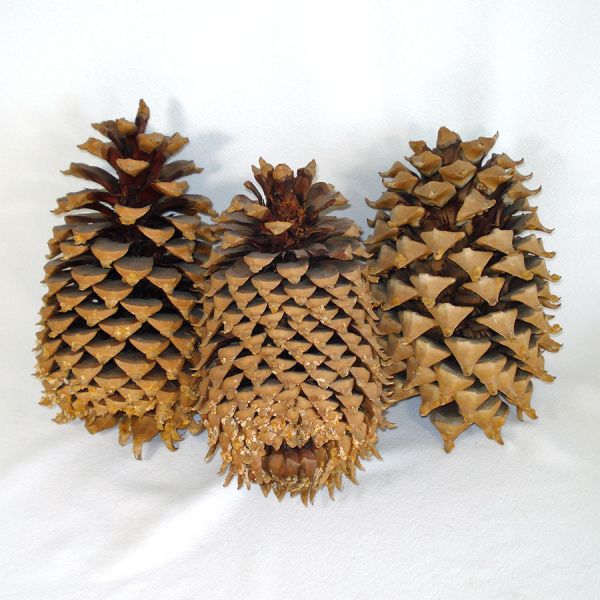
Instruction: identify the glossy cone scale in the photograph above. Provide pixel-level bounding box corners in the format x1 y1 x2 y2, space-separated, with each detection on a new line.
366 127 561 451
196 160 391 503
35 100 217 458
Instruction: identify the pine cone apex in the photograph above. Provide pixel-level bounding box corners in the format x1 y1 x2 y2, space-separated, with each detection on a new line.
207 159 358 263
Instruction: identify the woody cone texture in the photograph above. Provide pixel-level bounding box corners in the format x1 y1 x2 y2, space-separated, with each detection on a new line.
366 127 561 451
196 159 391 504
35 100 217 458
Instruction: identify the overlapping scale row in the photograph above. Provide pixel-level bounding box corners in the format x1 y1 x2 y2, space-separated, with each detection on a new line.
196 160 391 504
366 127 561 451
36 100 218 458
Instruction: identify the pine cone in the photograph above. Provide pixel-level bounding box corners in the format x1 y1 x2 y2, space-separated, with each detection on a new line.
36 100 218 458
366 127 561 452
196 159 392 504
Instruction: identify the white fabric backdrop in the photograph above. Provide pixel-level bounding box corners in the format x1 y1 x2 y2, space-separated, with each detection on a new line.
1 1 599 598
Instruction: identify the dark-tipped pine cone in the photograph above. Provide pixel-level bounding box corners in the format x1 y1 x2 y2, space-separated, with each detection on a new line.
36 100 218 458
196 159 392 504
366 127 561 452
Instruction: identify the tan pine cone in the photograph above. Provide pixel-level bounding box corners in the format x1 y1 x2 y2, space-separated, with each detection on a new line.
366 127 561 452
36 100 218 458
195 159 392 504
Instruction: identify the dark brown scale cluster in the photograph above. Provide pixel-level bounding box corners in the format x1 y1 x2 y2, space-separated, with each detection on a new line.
196 159 392 504
36 100 217 458
366 127 561 451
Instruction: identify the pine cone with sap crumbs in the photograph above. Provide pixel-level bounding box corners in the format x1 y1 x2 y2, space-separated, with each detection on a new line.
36 100 218 458
196 159 392 504
366 127 561 452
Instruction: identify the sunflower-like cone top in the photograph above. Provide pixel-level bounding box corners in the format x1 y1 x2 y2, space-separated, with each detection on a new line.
36 100 218 458
366 127 561 452
196 159 392 504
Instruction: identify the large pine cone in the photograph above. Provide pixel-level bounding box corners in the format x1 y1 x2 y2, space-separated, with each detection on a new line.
196 159 391 503
366 127 561 451
36 100 217 458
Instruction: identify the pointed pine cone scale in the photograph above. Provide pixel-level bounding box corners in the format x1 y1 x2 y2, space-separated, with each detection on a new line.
56 288 91 312
114 204 151 225
92 280 133 308
456 189 495 222
475 228 516 255
453 384 491 423
137 224 175 247
414 182 456 207
448 247 494 281
444 337 491 377
439 160 477 188
113 257 154 286
420 229 466 260
462 276 505 306
388 204 425 227
427 303 474 337
70 265 109 290
429 404 471 453
409 273 456 308
398 310 437 345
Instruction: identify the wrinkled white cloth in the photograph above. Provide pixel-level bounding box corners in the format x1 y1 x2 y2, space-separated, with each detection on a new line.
1 1 599 599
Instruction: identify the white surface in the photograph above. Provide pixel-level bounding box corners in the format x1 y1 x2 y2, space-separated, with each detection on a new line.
1 1 599 598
